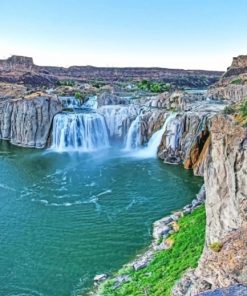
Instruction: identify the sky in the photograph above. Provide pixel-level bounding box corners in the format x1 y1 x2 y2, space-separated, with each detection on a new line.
0 0 246 70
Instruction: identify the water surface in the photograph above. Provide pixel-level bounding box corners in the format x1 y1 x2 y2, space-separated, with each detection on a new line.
0 141 202 296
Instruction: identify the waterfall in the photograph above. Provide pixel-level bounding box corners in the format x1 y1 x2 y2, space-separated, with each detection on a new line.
124 115 141 151
97 105 139 141
59 96 82 109
83 95 98 110
135 113 177 158
51 112 109 152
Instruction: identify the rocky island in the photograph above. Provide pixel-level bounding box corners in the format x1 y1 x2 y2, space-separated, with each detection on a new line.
0 54 246 296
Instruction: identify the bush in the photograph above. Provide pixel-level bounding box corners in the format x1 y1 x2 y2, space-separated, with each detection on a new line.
57 80 75 87
240 98 247 118
75 92 83 100
209 242 223 252
223 105 236 115
137 80 171 93
230 78 243 85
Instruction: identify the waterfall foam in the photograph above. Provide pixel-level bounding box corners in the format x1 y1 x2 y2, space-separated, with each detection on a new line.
51 112 109 152
134 113 177 158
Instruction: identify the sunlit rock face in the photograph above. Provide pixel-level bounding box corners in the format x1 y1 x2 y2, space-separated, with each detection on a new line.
0 96 62 148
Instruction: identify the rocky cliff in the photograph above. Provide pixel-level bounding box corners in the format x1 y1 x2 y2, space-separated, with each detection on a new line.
0 55 222 88
171 114 247 295
0 96 62 148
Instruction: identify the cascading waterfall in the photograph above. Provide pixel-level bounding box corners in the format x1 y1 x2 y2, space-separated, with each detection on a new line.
135 113 177 158
83 95 98 110
124 115 142 151
51 112 109 152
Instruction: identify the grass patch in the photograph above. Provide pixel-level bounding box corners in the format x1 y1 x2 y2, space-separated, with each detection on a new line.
100 205 206 296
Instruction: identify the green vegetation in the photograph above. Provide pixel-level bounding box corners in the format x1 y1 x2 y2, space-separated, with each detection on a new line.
91 80 107 88
209 242 223 252
223 105 236 115
240 98 247 118
74 92 83 100
100 206 206 296
137 80 171 93
230 77 243 85
57 80 75 87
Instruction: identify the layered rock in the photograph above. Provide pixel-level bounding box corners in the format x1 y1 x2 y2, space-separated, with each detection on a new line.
157 112 211 176
97 92 130 107
0 96 62 148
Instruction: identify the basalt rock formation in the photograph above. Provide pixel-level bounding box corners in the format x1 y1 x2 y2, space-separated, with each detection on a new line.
0 55 222 88
0 95 62 148
208 55 247 102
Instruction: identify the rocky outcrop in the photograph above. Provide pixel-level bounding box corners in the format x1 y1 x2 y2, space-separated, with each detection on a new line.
0 96 62 148
208 55 247 102
172 114 247 295
224 55 247 78
97 92 129 107
157 112 211 176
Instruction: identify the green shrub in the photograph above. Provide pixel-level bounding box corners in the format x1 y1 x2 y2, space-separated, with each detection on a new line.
230 78 243 85
223 105 235 115
75 92 83 100
57 80 75 87
209 242 223 252
240 98 247 118
137 80 171 93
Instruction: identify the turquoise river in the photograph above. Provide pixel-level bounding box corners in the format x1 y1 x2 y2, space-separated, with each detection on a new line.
0 140 202 296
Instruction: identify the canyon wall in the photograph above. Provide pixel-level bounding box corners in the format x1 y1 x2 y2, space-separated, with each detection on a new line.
0 55 222 87
0 96 62 148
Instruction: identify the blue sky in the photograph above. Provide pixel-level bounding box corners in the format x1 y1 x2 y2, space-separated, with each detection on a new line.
0 0 246 70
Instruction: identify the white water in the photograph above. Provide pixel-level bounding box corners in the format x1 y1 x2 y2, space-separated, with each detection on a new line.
59 96 82 109
124 115 141 151
83 95 98 110
51 112 109 152
97 105 139 140
133 113 177 158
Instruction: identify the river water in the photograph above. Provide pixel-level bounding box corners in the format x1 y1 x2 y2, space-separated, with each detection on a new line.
0 141 202 296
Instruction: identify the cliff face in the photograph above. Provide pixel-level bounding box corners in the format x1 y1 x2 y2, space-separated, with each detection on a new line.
0 96 62 148
0 55 222 88
172 114 247 295
204 115 247 244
